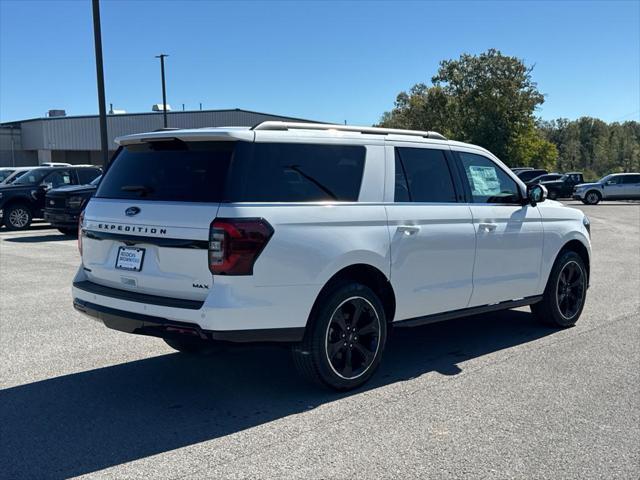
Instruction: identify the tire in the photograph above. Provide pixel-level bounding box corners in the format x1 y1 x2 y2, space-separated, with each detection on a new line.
58 227 77 236
292 282 387 391
583 191 601 205
3 204 32 230
163 337 217 354
548 190 558 200
531 250 587 328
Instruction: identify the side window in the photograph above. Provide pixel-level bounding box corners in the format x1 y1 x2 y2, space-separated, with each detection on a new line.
606 176 622 185
44 170 72 188
77 168 101 185
458 152 521 204
622 174 640 184
394 148 457 203
229 143 365 202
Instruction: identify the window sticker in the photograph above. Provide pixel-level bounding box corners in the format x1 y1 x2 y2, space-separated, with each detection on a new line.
468 165 501 196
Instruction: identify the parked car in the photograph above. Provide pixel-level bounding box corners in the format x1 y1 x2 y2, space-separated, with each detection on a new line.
516 168 548 183
526 173 562 185
511 167 534 174
72 122 591 391
573 173 640 204
541 172 585 199
0 166 101 230
44 175 101 235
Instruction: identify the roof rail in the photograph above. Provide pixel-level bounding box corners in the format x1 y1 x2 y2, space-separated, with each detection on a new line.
252 121 447 140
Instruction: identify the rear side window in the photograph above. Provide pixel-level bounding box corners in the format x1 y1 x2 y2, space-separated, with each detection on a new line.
96 140 235 202
394 147 457 202
622 174 640 184
458 152 521 203
229 142 365 202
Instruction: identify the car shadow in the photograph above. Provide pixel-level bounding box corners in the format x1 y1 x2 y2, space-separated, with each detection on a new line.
3 233 75 243
1 309 556 479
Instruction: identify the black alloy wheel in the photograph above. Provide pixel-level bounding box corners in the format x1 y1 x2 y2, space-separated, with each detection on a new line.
325 296 381 380
531 250 587 327
555 260 586 321
292 282 387 390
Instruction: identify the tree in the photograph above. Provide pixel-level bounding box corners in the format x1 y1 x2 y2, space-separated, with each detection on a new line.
379 49 557 167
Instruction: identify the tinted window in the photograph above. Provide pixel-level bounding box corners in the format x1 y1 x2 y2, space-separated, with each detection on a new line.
605 176 622 185
517 169 547 182
45 170 73 188
229 142 365 202
622 174 640 184
458 152 521 203
0 170 14 182
13 168 49 185
97 141 235 202
77 168 101 185
97 141 365 203
394 148 456 202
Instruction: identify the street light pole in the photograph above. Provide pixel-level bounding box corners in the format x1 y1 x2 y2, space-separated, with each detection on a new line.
92 0 109 168
155 54 169 128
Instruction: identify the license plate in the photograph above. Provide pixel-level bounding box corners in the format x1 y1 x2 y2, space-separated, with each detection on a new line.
115 246 145 272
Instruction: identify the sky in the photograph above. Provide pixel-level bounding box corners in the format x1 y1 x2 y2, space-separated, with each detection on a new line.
0 0 638 125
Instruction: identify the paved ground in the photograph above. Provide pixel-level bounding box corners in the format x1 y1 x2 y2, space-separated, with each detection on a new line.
1 201 639 480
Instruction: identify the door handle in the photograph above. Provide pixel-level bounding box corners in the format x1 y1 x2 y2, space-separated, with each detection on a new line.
478 222 498 232
397 226 420 236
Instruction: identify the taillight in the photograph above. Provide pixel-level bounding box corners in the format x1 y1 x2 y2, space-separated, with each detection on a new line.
78 210 84 255
208 218 274 275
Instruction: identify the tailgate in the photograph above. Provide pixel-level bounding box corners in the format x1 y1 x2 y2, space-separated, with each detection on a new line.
82 198 218 301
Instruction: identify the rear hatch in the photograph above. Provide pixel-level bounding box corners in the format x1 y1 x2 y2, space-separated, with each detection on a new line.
81 138 237 301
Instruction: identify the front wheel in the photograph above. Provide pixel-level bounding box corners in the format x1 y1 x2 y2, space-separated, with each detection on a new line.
583 191 601 205
548 190 558 200
292 282 387 391
3 204 32 230
531 251 587 327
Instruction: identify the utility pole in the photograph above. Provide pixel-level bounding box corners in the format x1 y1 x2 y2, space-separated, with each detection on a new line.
92 0 109 168
155 53 169 128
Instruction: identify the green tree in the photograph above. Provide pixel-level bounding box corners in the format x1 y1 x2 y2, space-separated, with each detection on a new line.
379 49 557 167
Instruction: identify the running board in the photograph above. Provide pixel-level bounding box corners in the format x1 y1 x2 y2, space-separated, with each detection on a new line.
393 295 543 328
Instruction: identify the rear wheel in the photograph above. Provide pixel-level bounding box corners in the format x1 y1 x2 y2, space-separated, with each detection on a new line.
583 191 601 205
3 204 32 230
531 250 587 327
292 282 387 391
548 190 558 200
163 337 217 354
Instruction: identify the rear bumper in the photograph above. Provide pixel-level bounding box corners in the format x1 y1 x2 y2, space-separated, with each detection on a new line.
73 297 304 343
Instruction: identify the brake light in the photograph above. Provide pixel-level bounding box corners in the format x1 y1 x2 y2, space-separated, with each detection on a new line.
208 218 274 275
78 210 84 255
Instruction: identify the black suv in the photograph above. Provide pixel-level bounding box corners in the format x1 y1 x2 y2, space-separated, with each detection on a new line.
0 166 101 230
541 172 585 199
516 168 548 183
44 175 101 235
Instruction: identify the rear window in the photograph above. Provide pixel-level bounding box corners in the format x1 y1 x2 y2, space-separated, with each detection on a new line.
96 140 235 202
97 140 365 203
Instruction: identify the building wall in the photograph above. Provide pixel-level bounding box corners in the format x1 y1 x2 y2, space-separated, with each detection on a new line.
0 109 318 167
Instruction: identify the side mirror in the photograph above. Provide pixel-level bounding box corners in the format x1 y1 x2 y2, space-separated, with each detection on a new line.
527 184 547 206
41 182 53 191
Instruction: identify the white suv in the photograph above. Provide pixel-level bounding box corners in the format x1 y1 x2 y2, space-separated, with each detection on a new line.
72 122 591 390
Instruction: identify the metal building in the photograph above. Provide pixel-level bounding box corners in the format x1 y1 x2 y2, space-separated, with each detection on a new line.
0 109 319 167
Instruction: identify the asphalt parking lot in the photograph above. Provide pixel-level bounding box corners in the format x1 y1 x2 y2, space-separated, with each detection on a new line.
1 200 639 479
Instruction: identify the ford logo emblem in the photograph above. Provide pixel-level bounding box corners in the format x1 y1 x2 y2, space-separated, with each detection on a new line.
125 206 140 217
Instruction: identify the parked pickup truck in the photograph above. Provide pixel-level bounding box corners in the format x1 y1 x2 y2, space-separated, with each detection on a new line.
44 175 101 235
540 172 584 199
0 166 101 230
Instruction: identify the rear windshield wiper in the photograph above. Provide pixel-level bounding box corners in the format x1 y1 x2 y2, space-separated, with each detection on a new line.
121 185 154 196
285 165 338 200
